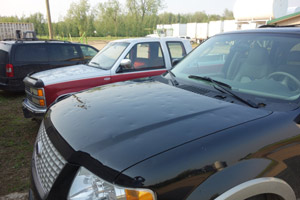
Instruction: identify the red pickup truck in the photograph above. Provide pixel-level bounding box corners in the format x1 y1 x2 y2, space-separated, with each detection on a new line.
22 37 192 119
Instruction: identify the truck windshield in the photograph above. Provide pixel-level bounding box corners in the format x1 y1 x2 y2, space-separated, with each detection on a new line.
172 33 300 102
89 42 129 70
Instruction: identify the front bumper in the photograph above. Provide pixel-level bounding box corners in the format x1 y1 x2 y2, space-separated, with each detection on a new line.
22 98 47 119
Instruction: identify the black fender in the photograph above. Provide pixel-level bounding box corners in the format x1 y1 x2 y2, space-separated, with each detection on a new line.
186 158 296 200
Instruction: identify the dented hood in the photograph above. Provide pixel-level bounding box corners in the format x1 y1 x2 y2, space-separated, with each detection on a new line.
47 80 272 172
30 64 110 86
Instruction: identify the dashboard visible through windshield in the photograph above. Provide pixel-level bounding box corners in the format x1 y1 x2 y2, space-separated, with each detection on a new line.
172 33 300 104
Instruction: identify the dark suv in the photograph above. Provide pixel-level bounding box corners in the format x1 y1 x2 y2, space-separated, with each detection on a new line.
30 27 300 200
0 40 98 91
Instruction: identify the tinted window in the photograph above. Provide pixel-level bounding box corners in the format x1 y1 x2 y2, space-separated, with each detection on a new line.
15 44 48 62
167 42 187 60
48 44 82 62
80 45 98 60
0 50 8 64
124 42 165 71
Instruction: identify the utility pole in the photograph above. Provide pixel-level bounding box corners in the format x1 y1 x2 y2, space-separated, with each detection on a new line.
45 0 53 39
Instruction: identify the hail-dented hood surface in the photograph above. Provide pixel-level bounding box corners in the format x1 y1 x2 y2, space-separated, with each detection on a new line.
46 80 272 172
30 64 110 86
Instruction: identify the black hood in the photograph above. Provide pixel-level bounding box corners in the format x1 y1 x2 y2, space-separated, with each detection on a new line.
47 80 272 172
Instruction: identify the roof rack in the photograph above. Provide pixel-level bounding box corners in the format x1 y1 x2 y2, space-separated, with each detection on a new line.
44 39 71 43
259 24 300 28
14 38 40 43
1 38 39 43
2 38 72 44
3 38 17 41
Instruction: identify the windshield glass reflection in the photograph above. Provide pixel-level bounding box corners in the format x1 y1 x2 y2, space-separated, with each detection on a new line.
172 33 300 102
89 42 129 70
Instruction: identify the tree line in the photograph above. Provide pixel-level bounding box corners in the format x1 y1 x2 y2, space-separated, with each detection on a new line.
0 0 234 38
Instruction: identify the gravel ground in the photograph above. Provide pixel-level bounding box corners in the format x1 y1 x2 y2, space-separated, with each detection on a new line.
0 193 28 200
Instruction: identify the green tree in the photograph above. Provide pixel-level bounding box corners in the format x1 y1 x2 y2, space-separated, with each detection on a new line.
0 1 234 38
191 11 209 22
25 13 47 35
0 16 21 22
65 0 92 36
222 9 234 20
158 11 209 24
126 0 164 36
158 12 177 24
208 14 221 21
97 0 122 36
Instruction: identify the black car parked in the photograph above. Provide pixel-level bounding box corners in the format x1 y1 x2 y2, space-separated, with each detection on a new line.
0 40 98 91
30 27 300 200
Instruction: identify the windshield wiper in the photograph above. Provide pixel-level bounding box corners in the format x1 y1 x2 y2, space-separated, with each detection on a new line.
188 75 259 108
90 61 100 66
88 62 106 70
168 70 179 86
189 75 232 89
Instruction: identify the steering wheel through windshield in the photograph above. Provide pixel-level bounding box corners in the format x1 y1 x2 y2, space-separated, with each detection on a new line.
268 71 300 92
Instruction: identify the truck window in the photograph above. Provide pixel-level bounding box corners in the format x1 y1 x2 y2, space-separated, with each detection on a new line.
48 44 82 62
167 42 187 61
14 44 48 62
0 50 8 64
80 45 98 60
125 42 165 70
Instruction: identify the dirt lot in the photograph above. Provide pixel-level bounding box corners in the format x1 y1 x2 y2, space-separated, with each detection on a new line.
88 40 109 50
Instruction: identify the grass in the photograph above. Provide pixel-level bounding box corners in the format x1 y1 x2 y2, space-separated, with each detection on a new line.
0 90 40 196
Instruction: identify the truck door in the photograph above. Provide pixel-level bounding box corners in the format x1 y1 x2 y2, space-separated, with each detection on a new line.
111 42 167 83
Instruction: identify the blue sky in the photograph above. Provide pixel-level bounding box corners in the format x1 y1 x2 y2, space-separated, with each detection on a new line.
0 0 299 22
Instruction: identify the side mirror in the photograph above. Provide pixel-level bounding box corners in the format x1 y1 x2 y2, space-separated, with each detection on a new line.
120 59 132 69
117 59 132 73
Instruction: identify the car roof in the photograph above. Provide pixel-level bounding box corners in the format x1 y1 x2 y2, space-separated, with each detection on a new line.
219 27 300 36
0 39 82 45
111 37 189 43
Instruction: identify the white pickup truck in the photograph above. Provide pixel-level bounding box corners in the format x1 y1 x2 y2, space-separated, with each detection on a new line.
22 37 192 119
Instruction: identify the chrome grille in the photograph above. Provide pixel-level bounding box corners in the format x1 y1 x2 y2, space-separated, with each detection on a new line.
24 86 38 107
25 85 31 94
26 93 34 103
35 122 67 193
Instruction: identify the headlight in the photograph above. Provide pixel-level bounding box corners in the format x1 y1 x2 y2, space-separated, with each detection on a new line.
30 88 44 97
68 167 155 200
28 87 46 107
31 97 46 107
